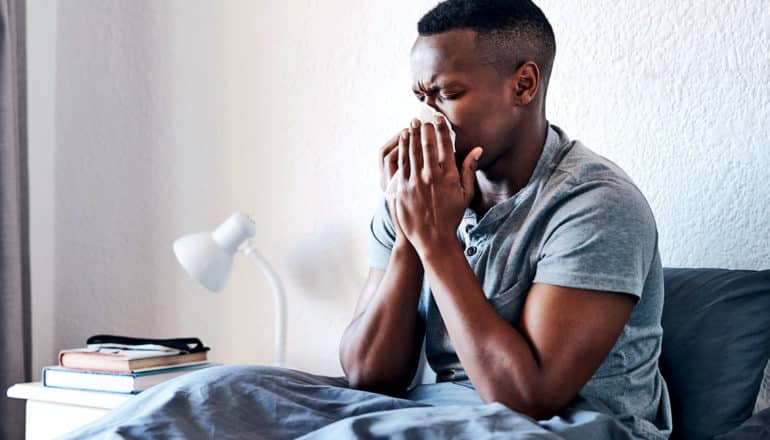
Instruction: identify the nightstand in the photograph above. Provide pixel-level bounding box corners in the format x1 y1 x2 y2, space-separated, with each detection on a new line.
6 382 134 440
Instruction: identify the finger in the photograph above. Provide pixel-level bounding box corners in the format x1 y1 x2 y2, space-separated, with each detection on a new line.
433 114 456 175
385 148 399 174
421 122 440 179
385 148 399 182
385 132 402 173
408 119 423 179
398 129 410 180
378 132 401 171
461 146 484 197
378 131 401 191
380 147 400 191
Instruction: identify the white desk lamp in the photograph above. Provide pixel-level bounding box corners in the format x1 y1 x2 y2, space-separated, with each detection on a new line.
173 212 286 367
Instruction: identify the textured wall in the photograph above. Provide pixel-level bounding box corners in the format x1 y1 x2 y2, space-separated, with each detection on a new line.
28 1 769 379
542 0 770 270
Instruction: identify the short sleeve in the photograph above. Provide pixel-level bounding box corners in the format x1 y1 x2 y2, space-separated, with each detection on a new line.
533 179 658 298
367 197 397 270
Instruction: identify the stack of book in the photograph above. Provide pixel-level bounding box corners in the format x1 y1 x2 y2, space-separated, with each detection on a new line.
43 342 213 394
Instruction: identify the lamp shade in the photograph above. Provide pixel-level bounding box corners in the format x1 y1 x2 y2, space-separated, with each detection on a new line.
173 232 233 292
173 213 256 292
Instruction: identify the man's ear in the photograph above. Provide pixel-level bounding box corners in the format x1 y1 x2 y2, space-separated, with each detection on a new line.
511 61 540 106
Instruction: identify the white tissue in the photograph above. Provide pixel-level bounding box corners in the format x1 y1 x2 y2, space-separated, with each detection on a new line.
385 107 457 202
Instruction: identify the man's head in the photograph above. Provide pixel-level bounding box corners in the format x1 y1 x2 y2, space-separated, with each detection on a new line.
411 0 555 163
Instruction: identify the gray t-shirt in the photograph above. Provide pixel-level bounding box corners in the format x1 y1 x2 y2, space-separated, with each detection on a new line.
368 124 673 439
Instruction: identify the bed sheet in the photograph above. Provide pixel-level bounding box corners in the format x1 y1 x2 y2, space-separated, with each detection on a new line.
57 364 640 439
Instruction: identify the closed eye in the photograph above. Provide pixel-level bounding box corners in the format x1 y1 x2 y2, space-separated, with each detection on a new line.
413 92 463 102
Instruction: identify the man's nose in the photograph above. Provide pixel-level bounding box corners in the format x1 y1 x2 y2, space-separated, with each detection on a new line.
423 97 440 113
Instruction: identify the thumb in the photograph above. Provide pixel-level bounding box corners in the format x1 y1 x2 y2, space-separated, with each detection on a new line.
461 146 483 195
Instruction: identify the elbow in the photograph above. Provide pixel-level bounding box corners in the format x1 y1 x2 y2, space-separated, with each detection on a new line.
490 396 557 421
343 361 410 395
483 384 561 421
346 368 375 391
522 400 561 421
346 366 406 395
338 331 415 395
341 359 369 390
339 347 377 391
338 336 372 389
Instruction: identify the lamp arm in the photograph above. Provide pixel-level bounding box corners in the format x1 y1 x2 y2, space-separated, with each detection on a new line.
239 239 286 367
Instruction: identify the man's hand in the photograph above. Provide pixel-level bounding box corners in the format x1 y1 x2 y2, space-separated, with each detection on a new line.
378 130 407 237
394 116 483 257
379 132 401 193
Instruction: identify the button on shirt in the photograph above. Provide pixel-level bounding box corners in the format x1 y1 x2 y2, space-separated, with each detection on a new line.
367 123 672 440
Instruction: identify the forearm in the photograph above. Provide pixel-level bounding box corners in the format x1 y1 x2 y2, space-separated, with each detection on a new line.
340 237 425 393
419 243 547 417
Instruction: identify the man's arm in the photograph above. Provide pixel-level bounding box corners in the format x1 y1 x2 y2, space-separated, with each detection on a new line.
339 129 427 395
338 234 426 395
419 242 634 419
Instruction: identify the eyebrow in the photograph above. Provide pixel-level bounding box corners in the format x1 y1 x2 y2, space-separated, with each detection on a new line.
412 80 466 94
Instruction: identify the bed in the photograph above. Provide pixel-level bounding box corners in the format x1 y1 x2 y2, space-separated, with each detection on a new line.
57 267 770 439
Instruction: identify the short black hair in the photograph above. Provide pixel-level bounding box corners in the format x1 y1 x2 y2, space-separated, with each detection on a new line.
417 0 556 87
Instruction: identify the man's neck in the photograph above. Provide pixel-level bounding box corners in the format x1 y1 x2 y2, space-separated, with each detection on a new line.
471 118 548 219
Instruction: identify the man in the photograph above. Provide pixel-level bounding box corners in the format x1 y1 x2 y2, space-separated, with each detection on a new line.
61 1 671 439
339 0 672 438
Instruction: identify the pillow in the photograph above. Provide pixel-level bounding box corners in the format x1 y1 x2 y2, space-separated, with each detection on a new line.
755 361 770 414
713 406 770 440
660 268 770 440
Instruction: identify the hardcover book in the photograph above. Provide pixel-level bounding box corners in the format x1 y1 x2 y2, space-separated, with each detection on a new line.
59 343 208 373
42 363 214 394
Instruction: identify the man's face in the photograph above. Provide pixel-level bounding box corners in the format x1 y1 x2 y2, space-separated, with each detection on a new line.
410 29 516 162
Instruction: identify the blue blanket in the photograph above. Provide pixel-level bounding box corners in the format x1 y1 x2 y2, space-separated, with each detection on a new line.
58 365 639 439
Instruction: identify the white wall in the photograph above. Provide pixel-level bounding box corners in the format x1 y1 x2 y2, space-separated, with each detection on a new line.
27 0 57 383
27 1 770 380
